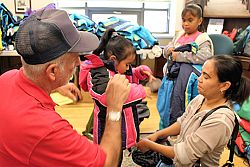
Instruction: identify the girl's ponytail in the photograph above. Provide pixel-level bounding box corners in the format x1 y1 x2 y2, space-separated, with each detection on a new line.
94 27 134 62
93 28 115 58
231 76 250 105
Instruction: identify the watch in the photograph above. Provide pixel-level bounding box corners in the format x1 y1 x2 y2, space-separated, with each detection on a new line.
107 111 121 121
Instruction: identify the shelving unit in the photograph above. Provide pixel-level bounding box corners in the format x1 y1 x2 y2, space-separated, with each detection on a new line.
0 50 21 75
203 0 250 31
203 0 250 79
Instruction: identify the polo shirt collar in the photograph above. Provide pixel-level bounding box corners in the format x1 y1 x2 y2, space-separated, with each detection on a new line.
17 68 56 109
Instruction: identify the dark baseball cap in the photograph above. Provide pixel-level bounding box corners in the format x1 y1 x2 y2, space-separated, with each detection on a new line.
15 8 99 65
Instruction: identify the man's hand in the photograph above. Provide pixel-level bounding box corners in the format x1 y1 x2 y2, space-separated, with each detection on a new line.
105 74 130 112
54 83 82 102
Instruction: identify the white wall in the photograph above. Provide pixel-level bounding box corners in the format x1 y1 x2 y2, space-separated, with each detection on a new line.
1 0 185 74
175 0 185 32
2 0 185 28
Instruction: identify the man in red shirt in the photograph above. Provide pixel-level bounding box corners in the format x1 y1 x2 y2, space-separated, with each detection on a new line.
0 8 130 167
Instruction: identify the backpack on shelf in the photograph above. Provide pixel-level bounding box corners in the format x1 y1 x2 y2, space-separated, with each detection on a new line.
223 28 238 42
243 28 250 56
233 26 250 56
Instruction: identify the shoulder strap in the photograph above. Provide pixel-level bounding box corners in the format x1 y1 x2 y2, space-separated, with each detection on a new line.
199 105 239 167
196 105 234 166
200 105 230 126
222 115 239 167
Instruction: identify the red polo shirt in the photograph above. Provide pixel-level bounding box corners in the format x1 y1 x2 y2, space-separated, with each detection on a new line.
0 69 106 167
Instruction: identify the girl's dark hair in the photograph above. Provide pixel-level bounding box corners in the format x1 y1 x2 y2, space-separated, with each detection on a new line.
93 28 135 61
209 55 250 105
182 4 204 32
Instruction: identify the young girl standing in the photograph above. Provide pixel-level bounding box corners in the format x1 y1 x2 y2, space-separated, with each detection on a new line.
158 4 214 129
164 4 213 63
79 28 154 165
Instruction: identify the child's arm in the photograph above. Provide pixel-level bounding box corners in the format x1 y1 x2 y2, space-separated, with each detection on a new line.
123 83 147 108
163 42 175 58
172 41 212 64
88 69 147 108
132 65 154 83
91 83 147 108
163 32 182 58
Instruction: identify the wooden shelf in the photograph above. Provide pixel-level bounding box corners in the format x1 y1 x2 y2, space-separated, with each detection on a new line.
204 0 250 18
0 50 21 74
0 50 19 57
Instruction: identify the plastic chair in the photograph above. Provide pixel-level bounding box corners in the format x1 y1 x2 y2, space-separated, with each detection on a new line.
209 34 234 55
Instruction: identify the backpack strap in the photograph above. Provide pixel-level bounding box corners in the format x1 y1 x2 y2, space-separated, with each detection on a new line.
198 105 239 167
199 105 230 126
222 115 239 167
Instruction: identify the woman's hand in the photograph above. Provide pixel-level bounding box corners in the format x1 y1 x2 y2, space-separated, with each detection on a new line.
136 138 152 153
145 133 159 142
136 132 160 153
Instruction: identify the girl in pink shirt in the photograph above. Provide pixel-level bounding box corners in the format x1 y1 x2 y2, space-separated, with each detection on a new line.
158 4 214 129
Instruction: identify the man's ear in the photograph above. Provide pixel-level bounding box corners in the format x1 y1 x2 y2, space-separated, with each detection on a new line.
45 64 58 81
